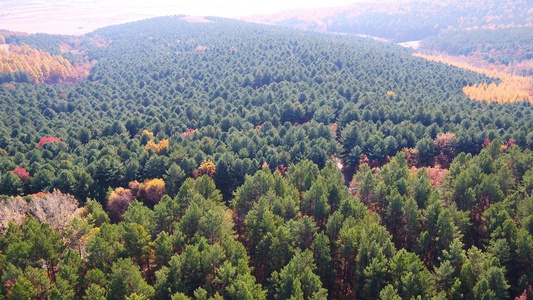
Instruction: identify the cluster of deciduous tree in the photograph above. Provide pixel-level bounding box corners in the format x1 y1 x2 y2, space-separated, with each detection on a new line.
145 139 170 154
1 142 532 299
414 53 533 104
0 30 97 62
0 45 88 84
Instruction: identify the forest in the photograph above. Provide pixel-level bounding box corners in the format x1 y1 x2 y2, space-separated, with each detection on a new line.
421 27 533 67
0 16 533 299
248 0 533 42
249 0 533 79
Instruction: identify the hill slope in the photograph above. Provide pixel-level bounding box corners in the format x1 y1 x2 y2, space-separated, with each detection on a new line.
245 0 533 42
245 0 533 78
0 16 530 195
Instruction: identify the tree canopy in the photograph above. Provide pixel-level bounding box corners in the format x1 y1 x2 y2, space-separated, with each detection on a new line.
0 16 533 299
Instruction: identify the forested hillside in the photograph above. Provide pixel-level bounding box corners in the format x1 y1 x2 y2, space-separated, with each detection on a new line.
1 16 533 299
246 0 533 41
246 0 533 79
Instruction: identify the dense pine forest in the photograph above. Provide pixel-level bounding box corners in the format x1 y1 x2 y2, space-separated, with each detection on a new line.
249 0 533 43
1 16 533 299
249 0 533 78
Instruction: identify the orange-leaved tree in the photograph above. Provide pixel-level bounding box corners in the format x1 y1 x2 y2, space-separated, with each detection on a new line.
141 130 154 138
402 148 420 168
136 178 166 204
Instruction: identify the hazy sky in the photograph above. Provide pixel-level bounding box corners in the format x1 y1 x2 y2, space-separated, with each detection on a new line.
2 0 365 18
0 0 374 34
143 0 361 17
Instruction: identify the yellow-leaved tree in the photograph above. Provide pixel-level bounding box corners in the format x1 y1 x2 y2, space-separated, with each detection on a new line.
197 160 216 178
0 45 82 83
144 138 169 153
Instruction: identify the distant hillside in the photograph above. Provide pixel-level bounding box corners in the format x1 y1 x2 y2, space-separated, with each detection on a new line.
245 0 533 42
244 0 533 71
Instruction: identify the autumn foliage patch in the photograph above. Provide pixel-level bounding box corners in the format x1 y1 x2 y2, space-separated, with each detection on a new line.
196 160 216 178
141 130 154 138
38 136 61 147
0 45 90 84
107 187 134 222
181 128 198 137
414 53 533 104
136 178 166 204
10 166 30 182
144 139 169 153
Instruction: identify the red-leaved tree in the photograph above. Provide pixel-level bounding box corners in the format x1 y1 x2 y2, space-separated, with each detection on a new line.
38 136 61 147
11 166 30 182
